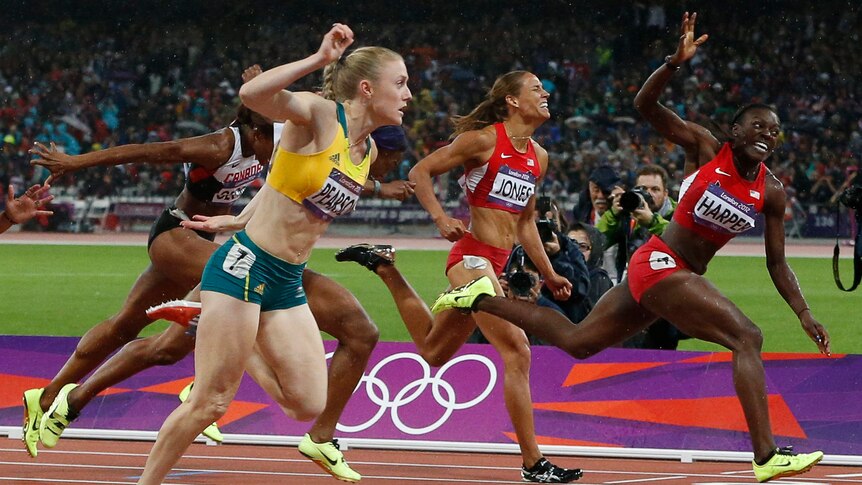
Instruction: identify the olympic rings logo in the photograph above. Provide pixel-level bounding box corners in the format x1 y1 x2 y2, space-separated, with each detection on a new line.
326 351 498 435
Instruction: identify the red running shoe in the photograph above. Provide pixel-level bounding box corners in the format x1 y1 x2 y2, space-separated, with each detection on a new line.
146 300 201 327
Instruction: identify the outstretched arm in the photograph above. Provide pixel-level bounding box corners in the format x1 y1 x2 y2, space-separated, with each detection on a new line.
634 11 716 170
30 130 232 183
180 185 265 234
762 175 831 355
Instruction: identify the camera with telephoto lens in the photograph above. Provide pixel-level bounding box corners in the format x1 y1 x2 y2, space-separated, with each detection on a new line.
505 246 538 298
536 219 557 243
618 186 655 214
508 270 538 298
838 185 862 211
535 195 558 243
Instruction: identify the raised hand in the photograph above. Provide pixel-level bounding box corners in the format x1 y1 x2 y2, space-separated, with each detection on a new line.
670 12 709 65
317 23 355 64
4 183 54 225
242 64 264 83
30 142 73 183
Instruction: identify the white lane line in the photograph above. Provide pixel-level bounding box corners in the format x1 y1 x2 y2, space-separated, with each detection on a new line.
0 480 143 484
2 447 525 472
604 476 687 483
0 460 526 484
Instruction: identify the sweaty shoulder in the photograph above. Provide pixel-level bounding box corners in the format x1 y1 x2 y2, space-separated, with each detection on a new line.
451 125 497 163
687 122 723 170
530 140 549 174
185 128 236 171
764 169 785 203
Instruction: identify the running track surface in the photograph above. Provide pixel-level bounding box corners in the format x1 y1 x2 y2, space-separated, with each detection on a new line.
2 439 860 484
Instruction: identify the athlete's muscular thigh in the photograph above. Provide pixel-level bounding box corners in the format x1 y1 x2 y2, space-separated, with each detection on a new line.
640 270 755 349
302 269 372 338
571 283 657 356
446 256 502 290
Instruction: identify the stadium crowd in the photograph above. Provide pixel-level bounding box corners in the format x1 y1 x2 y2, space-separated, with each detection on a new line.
1 2 860 229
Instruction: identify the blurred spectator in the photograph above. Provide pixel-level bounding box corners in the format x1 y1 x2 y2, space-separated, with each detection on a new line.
567 221 613 309
0 2 858 239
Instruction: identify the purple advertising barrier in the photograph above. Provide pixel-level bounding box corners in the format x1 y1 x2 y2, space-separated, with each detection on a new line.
805 208 852 238
1 336 860 456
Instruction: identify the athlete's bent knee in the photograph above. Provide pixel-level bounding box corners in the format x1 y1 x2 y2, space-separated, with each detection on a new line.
735 323 764 353
284 397 325 422
194 396 231 424
417 348 455 368
337 315 380 351
568 342 602 360
498 343 531 373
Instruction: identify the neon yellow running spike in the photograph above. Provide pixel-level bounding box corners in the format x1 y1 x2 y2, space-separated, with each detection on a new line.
753 446 823 482
179 382 223 443
22 388 44 458
298 433 361 482
39 383 79 448
430 276 496 314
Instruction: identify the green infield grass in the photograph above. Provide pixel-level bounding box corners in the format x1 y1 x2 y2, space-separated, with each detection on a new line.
0 243 856 354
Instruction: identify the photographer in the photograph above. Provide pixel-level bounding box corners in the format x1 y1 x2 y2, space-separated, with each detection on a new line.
469 197 591 345
567 221 613 308
597 165 687 349
573 166 622 225
598 165 676 262
573 165 624 281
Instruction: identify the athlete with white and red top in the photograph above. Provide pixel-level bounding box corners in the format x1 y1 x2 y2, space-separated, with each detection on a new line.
337 71 581 483
434 13 830 483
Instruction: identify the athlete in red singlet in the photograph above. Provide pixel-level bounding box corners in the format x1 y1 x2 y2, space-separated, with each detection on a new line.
338 71 582 483
444 122 542 275
434 13 830 483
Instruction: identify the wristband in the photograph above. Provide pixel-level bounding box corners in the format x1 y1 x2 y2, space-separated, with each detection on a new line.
1 211 18 225
794 307 810 318
664 55 680 71
372 179 381 197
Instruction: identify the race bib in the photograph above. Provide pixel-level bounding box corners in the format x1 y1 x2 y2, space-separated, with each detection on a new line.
222 242 256 278
693 184 756 234
212 186 245 203
487 166 536 210
208 158 264 204
304 168 364 221
648 251 677 270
